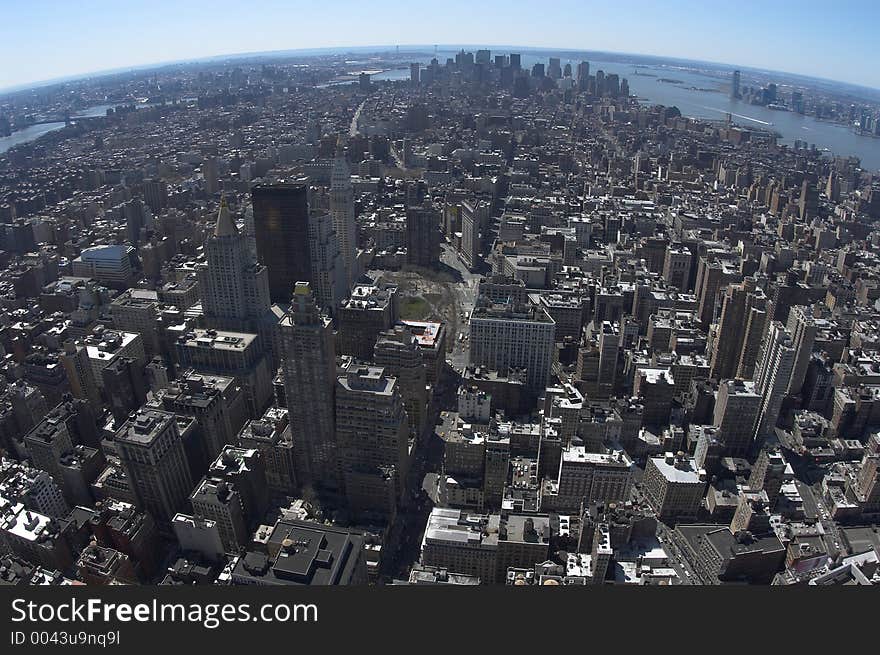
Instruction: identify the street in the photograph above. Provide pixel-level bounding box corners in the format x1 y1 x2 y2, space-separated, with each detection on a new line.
440 242 479 372
377 244 479 582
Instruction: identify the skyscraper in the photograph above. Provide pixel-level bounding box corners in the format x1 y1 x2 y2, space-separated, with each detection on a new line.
115 409 194 531
307 209 346 313
197 199 271 328
374 325 427 440
785 305 818 397
469 297 556 394
331 138 357 289
279 282 340 494
405 204 440 268
754 322 796 439
736 296 769 380
202 156 219 194
577 61 590 86
252 182 312 304
710 279 760 381
713 379 762 457
731 70 741 99
336 363 409 519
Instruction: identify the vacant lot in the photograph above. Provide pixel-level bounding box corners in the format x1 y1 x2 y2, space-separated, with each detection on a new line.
377 267 461 344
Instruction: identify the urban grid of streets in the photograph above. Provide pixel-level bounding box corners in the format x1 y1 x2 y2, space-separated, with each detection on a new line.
0 46 879 588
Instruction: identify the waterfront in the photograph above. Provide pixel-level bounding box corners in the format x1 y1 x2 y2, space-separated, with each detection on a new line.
0 121 66 154
4 51 880 169
0 101 177 154
377 51 880 171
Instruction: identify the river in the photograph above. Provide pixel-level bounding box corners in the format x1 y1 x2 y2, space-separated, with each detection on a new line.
5 53 879 169
0 121 67 154
0 101 176 154
376 51 880 171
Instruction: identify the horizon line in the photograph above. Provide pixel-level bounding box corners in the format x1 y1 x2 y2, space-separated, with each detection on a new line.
2 43 879 97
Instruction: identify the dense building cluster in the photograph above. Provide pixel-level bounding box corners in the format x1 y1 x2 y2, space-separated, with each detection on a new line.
0 48 879 588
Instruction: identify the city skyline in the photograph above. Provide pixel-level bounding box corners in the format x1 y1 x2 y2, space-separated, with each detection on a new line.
2 0 879 92
2 18 880 600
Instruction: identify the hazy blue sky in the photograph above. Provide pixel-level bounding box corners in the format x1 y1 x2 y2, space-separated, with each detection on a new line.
1 0 877 91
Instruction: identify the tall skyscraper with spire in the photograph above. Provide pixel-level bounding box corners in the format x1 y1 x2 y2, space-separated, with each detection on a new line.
279 282 340 495
198 199 271 326
330 137 357 290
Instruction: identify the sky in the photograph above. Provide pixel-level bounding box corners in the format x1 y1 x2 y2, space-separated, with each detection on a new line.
1 0 878 92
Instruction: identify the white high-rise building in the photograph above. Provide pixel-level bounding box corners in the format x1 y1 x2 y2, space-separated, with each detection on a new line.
785 305 818 396
308 210 346 314
469 297 556 394
754 322 796 438
197 199 271 326
330 138 357 289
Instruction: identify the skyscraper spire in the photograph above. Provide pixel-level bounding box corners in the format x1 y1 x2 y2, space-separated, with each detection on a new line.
199 196 271 324
280 281 341 494
214 196 238 237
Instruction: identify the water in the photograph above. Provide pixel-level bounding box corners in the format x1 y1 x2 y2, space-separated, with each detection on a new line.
0 121 66 153
377 51 880 171
5 54 879 169
73 104 116 117
0 100 176 154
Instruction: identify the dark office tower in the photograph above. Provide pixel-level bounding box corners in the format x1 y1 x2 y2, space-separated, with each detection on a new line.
405 204 440 268
548 57 562 79
124 199 147 246
731 70 741 99
279 282 340 495
513 73 531 98
252 182 311 304
798 180 819 220
595 69 605 95
116 409 193 531
102 357 148 422
410 62 420 84
563 62 572 78
500 65 514 88
531 63 545 77
509 53 521 70
605 73 620 96
202 156 219 195
577 61 590 84
143 179 167 215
